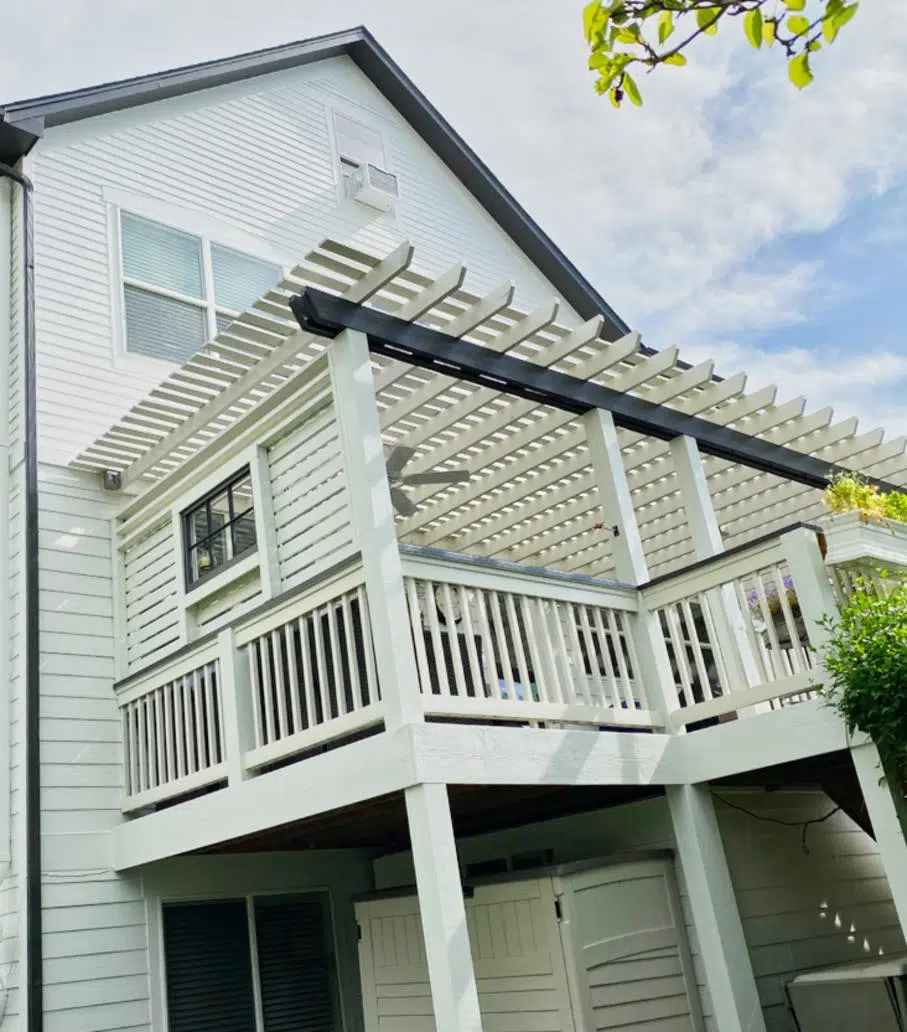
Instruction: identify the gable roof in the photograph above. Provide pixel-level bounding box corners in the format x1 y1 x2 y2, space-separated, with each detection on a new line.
0 26 630 341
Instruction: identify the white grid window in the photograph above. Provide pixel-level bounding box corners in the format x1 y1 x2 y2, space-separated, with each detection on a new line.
120 212 283 364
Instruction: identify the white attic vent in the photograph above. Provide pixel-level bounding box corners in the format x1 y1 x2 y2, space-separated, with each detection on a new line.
345 163 399 212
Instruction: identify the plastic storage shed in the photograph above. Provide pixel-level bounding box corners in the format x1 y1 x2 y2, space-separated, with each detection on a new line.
354 852 705 1031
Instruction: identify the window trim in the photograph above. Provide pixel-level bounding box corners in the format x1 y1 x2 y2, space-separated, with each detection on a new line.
106 191 290 370
328 105 394 195
182 466 258 591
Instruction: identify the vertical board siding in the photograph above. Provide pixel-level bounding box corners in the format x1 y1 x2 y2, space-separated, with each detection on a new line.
268 405 355 590
121 519 181 671
30 55 584 467
374 791 905 1032
33 467 151 1032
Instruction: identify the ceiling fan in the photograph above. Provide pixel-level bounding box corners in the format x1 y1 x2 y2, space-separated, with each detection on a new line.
385 445 471 517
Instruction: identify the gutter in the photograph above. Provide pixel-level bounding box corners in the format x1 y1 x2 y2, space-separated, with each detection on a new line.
0 161 42 1032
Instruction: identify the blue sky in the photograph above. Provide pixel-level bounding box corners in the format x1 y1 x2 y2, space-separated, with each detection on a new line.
3 0 905 438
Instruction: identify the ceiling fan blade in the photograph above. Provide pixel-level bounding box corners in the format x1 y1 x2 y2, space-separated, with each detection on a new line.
403 470 472 486
390 486 418 517
385 445 416 478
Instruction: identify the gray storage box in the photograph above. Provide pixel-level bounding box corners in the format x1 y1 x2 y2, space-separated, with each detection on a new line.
787 955 907 1031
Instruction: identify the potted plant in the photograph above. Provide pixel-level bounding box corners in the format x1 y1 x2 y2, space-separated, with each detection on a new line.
820 473 907 574
820 575 907 782
747 575 807 649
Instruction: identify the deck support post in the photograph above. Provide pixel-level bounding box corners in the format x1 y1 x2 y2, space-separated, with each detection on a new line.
329 328 424 730
668 783 767 1032
852 742 907 939
405 783 483 1032
584 409 679 718
670 434 763 698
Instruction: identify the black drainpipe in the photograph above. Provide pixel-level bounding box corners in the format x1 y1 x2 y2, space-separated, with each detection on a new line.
0 160 42 1032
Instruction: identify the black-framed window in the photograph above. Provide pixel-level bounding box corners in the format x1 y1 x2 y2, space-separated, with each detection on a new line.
184 468 257 586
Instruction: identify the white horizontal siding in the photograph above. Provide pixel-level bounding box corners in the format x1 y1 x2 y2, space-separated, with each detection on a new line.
30 54 585 466
269 404 355 589
34 466 151 1032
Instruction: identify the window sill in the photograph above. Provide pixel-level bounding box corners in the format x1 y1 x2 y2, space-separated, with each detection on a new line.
184 550 260 608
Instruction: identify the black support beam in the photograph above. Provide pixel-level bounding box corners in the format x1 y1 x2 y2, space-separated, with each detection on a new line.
290 288 901 494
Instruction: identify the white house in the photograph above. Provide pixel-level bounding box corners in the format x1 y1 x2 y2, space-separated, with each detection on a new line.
2 25 907 1032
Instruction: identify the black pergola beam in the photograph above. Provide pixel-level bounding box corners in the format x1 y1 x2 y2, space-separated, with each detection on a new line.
290 288 899 493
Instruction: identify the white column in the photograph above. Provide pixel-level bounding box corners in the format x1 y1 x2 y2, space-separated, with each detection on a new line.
583 408 648 584
329 328 424 730
218 626 254 786
780 526 837 652
668 784 767 1032
852 742 907 938
671 435 762 695
405 783 483 1032
584 409 679 717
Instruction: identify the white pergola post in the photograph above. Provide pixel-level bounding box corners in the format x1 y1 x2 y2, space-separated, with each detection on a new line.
670 435 762 694
668 784 767 1032
583 409 679 716
852 742 907 939
329 328 424 730
405 783 483 1032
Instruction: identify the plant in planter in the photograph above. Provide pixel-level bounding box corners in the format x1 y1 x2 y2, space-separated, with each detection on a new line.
823 472 907 525
820 575 907 777
747 575 807 649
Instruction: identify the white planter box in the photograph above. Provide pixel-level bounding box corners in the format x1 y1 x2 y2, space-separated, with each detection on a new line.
821 510 907 572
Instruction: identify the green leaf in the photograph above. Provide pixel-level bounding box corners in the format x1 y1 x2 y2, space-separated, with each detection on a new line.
807 38 822 51
663 52 687 66
623 72 643 106
789 51 814 88
784 0 806 10
658 10 674 43
834 2 859 30
609 87 622 108
583 1 603 42
744 8 763 48
696 7 720 34
615 23 642 43
787 14 810 35
822 13 840 42
763 18 776 45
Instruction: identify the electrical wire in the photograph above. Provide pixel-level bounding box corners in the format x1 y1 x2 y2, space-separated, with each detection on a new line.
712 793 841 854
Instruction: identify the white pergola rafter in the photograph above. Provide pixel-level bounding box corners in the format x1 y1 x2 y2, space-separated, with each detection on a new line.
72 238 907 577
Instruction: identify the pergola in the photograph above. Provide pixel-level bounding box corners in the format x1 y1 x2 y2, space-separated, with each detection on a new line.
74 238 907 578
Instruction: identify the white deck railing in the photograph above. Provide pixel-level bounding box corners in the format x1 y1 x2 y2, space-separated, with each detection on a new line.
117 562 382 812
400 552 656 728
641 532 820 728
120 641 226 810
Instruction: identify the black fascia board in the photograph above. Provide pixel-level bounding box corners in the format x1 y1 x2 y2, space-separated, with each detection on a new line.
290 287 901 494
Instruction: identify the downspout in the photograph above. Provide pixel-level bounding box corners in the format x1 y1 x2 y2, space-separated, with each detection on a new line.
0 161 41 1032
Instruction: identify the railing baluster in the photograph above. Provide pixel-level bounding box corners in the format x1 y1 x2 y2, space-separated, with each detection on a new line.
680 599 715 703
326 601 345 715
204 663 219 765
589 606 621 709
341 592 364 712
489 591 516 702
312 604 333 722
619 612 644 710
563 602 591 706
357 585 380 704
533 596 564 705
425 582 452 697
249 642 266 747
518 595 550 704
284 623 303 735
442 582 469 698
458 585 484 699
504 592 533 701
270 628 290 739
407 578 433 697
192 669 206 771
474 586 501 699
297 614 317 729
663 606 694 709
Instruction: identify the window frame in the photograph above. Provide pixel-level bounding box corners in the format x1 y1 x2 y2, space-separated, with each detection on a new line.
328 106 393 193
109 198 288 369
182 466 258 591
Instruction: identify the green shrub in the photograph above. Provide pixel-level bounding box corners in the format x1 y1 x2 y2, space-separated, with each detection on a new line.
883 491 907 524
821 578 907 774
823 472 885 520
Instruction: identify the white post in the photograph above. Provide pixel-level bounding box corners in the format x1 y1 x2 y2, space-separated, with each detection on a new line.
583 408 648 584
583 409 678 718
671 435 763 697
218 627 254 787
405 783 483 1032
668 784 767 1032
329 329 424 730
780 526 837 652
852 742 907 938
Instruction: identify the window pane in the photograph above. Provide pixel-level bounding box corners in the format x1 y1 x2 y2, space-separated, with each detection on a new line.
212 245 282 314
187 508 208 547
215 311 235 335
124 285 207 363
231 475 254 513
163 900 256 1032
121 212 204 298
334 113 385 170
209 490 231 529
232 513 257 557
